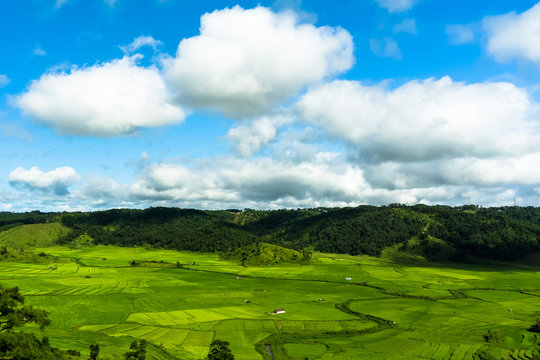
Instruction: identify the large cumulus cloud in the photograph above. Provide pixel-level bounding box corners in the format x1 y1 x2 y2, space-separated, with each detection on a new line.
297 77 537 163
293 75 540 200
165 6 354 117
16 56 185 136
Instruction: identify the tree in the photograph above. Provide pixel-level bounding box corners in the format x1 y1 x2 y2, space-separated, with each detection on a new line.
0 284 75 359
0 285 50 332
528 318 540 333
89 344 100 360
207 339 234 360
124 339 147 360
301 248 312 262
473 350 497 360
482 329 504 343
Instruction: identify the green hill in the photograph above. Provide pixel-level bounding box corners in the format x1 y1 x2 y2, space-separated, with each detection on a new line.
0 222 70 248
223 242 306 265
2 205 540 262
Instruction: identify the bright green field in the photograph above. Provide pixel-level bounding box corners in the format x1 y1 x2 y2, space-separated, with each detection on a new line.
3 245 540 359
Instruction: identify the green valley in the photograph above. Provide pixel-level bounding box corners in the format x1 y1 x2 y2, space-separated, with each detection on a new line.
2 206 540 359
1 245 540 359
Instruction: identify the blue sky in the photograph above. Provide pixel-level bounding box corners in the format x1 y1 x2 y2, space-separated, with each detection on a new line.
1 0 540 211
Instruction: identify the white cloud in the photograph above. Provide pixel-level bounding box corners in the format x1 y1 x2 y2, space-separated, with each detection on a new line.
483 3 540 63
82 177 131 206
54 0 69 9
9 166 80 195
226 115 291 157
364 152 540 190
221 157 369 202
445 24 475 45
0 203 13 211
7 153 540 211
165 6 354 117
113 156 529 209
121 36 162 54
369 38 402 60
297 77 537 163
394 19 417 34
129 155 370 207
374 0 419 13
33 44 46 56
0 74 10 87
445 154 540 186
296 76 540 197
16 56 185 136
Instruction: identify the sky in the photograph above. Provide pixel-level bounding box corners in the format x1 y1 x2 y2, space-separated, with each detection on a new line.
1 0 540 212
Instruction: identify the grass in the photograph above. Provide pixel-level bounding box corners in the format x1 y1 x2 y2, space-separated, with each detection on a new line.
2 244 540 359
0 222 69 248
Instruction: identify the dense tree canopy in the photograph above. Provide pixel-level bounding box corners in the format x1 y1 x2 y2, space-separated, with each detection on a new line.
4 205 540 261
0 284 76 359
124 339 147 360
0 285 50 332
207 339 234 360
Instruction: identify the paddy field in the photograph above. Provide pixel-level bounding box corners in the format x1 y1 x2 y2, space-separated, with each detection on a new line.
2 245 540 359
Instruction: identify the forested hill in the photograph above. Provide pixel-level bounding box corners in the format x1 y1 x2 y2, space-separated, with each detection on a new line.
2 205 540 261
